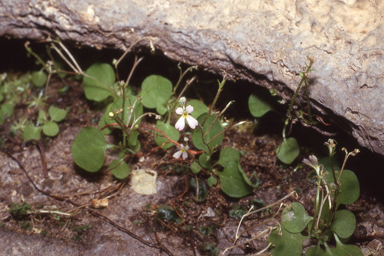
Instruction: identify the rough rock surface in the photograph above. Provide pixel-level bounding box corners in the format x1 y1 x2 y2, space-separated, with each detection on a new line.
1 0 384 156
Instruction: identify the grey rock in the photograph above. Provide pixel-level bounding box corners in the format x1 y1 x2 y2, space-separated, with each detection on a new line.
1 0 384 155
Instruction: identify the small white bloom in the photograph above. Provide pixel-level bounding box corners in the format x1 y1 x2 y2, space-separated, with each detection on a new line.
173 144 189 160
175 105 198 131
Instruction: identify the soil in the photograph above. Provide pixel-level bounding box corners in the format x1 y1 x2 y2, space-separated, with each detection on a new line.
1 41 384 256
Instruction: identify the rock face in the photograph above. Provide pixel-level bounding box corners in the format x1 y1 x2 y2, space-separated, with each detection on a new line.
1 0 384 156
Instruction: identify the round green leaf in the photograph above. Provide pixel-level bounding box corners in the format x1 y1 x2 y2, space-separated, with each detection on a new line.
48 106 68 122
330 210 356 239
42 121 59 137
329 233 363 256
154 121 179 150
207 176 217 187
83 62 115 102
268 225 307 256
140 75 172 109
191 162 202 174
282 202 313 233
192 114 224 154
215 160 253 198
336 170 360 205
248 93 274 117
110 160 131 180
156 104 168 115
22 125 42 141
188 99 208 119
71 127 112 172
32 71 47 88
1 103 14 118
276 137 300 164
215 147 240 167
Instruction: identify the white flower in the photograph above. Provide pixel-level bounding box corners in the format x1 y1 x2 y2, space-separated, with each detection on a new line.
173 144 189 160
175 105 198 131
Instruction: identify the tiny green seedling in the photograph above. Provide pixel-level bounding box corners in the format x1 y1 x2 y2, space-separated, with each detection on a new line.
22 105 68 141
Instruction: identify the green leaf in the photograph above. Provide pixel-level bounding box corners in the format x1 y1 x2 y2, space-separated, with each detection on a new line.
191 161 202 174
330 210 356 239
0 103 14 124
188 99 208 119
305 243 327 256
83 62 115 102
207 176 217 187
140 75 172 109
156 104 168 115
199 153 211 169
334 170 360 206
22 125 42 141
128 130 139 147
1 103 14 118
128 130 141 152
215 160 253 198
49 106 68 122
154 121 179 150
42 121 59 137
189 178 208 202
248 93 274 117
71 127 112 172
192 114 224 154
37 110 47 124
282 202 313 234
32 71 47 88
215 147 240 167
329 234 363 256
276 137 300 164
109 159 131 179
268 225 307 256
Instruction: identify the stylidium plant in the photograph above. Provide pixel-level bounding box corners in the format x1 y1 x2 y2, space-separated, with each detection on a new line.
175 97 199 131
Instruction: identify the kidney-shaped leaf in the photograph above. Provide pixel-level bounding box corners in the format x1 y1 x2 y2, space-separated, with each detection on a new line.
215 160 253 198
83 62 115 102
155 121 179 150
140 75 172 109
71 127 112 172
276 137 300 164
330 210 356 239
268 225 307 256
49 106 68 122
42 121 59 137
110 159 131 180
215 147 240 167
282 202 313 234
248 93 274 118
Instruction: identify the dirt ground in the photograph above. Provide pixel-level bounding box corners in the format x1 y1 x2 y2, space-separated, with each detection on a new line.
1 41 384 256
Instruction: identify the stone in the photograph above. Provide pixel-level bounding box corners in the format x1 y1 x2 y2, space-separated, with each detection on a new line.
1 0 384 156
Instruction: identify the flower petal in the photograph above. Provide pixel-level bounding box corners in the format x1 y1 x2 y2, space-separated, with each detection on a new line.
175 117 185 131
175 107 184 115
186 105 194 114
186 115 199 129
173 151 182 159
182 151 188 160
